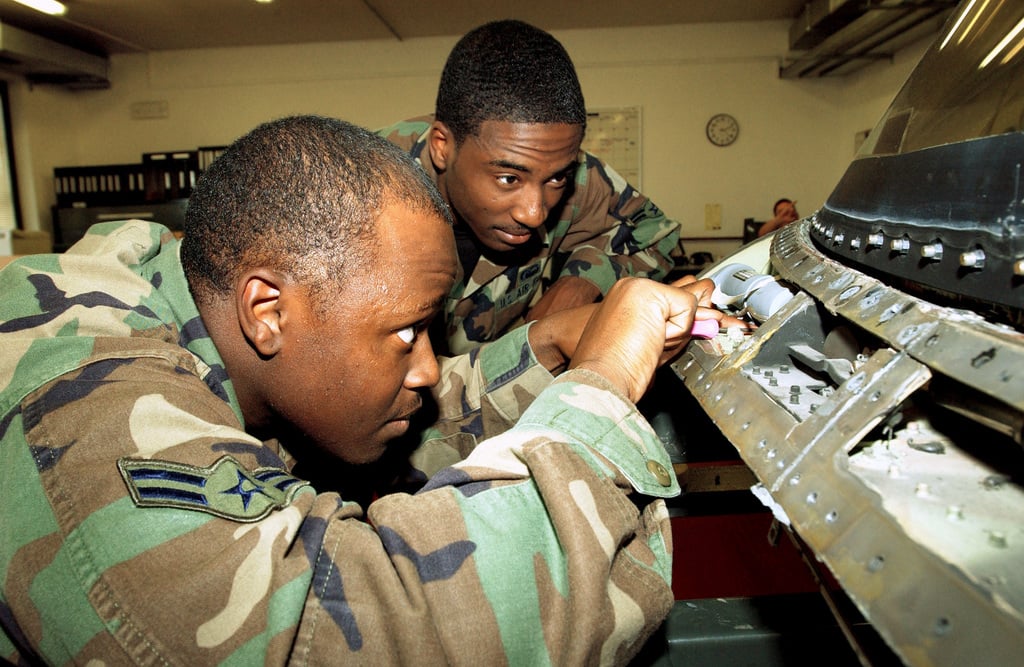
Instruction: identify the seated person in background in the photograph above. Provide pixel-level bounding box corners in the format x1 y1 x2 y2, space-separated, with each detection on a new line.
0 114 726 665
757 197 800 236
379 19 681 355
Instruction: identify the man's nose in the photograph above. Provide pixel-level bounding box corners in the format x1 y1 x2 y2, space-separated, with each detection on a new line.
511 187 547 228
404 335 440 389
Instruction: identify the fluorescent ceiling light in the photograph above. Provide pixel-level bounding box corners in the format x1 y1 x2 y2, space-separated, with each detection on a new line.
939 0 975 50
980 16 1024 68
12 0 67 16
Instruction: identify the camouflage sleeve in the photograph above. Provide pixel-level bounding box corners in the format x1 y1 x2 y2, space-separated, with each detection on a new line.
413 324 554 475
343 368 679 665
3 342 677 665
2 351 322 665
557 153 681 293
375 116 432 154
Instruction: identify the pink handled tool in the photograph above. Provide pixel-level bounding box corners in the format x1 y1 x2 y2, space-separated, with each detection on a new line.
690 318 720 339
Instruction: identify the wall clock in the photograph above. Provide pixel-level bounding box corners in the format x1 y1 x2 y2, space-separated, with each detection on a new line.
706 113 739 147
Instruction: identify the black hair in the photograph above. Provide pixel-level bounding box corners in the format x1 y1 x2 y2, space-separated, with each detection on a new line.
773 198 793 215
435 20 587 143
181 115 452 308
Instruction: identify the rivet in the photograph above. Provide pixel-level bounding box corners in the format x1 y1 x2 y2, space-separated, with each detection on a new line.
933 617 952 637
921 243 943 260
960 249 986 268
838 285 860 301
988 531 1008 548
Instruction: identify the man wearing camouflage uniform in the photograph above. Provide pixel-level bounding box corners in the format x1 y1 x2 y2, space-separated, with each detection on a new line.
0 115 720 664
379 20 680 355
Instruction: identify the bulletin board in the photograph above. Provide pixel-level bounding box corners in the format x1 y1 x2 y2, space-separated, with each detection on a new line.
582 106 642 188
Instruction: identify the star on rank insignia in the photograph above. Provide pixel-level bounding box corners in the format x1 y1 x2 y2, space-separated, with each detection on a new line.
118 455 310 522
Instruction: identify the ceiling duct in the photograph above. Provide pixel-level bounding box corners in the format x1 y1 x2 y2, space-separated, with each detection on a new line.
781 0 957 79
0 21 108 89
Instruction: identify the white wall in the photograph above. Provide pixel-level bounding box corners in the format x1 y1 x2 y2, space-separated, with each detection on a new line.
6 20 931 260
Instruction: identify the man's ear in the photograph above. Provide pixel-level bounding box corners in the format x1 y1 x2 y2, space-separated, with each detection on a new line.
237 270 285 357
428 120 455 172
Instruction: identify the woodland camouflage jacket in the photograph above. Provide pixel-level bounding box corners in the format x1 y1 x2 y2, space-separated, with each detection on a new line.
0 220 679 665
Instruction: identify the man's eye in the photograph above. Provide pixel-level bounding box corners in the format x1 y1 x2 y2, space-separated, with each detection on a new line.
497 175 518 186
396 326 416 344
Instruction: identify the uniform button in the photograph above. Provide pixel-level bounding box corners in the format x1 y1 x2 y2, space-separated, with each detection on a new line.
647 460 672 487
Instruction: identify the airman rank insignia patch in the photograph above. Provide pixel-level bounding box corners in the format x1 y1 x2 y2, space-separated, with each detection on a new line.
118 455 310 522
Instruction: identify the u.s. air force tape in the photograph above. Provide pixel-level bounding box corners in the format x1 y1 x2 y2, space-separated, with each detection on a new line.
118 455 309 522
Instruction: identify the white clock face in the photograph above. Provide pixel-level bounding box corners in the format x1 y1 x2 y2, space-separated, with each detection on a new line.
706 113 739 147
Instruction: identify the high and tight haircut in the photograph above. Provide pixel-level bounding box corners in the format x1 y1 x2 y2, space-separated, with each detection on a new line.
435 20 587 143
182 115 452 309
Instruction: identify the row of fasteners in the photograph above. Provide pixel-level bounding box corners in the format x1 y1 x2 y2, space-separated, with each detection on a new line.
812 220 1024 274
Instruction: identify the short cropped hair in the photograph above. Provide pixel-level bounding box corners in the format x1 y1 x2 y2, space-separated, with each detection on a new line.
435 20 587 143
773 198 793 215
182 115 452 308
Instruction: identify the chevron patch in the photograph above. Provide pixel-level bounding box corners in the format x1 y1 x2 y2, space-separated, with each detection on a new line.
118 455 309 522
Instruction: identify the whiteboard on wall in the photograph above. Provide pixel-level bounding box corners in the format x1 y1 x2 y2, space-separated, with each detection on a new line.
582 106 642 189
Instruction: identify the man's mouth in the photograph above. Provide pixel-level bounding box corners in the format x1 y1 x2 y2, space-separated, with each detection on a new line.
391 399 422 423
494 226 534 245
